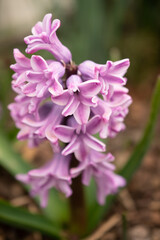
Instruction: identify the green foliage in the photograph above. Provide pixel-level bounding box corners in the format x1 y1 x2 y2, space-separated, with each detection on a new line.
0 199 61 238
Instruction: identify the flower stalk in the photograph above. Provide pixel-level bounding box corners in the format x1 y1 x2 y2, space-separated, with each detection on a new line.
69 156 86 234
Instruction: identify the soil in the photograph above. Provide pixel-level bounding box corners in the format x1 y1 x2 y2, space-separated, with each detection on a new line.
0 83 160 240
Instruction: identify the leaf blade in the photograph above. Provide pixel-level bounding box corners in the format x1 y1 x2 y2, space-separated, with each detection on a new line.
0 199 61 238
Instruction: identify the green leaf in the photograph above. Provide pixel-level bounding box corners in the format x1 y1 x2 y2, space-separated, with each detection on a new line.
85 77 160 234
0 133 70 224
0 199 61 238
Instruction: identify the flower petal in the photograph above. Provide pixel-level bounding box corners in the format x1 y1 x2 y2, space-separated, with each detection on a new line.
54 125 74 142
62 95 79 116
51 90 70 105
84 134 106 152
13 49 30 68
26 71 44 82
74 103 90 125
109 59 130 76
31 55 48 71
42 13 52 34
48 79 63 96
103 74 125 84
62 136 79 156
86 115 103 135
66 75 82 92
79 79 101 96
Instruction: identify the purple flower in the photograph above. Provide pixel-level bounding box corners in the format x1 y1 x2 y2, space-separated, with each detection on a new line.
16 153 72 207
11 50 65 98
52 75 101 124
71 149 125 205
9 13 132 207
8 95 63 147
54 115 105 156
92 86 132 138
10 49 31 94
78 58 130 95
24 13 72 63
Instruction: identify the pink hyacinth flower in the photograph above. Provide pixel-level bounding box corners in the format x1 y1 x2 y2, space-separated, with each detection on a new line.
16 153 72 207
54 115 105 156
71 149 126 205
12 52 65 98
24 13 72 63
52 74 101 124
92 86 132 138
9 13 132 207
78 58 130 95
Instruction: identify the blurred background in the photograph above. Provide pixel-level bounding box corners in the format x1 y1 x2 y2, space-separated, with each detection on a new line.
0 0 160 239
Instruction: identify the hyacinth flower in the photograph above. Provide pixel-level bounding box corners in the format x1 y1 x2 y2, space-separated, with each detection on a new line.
52 74 101 124
24 13 72 63
11 49 65 97
9 13 132 209
16 152 72 207
54 115 106 156
71 150 125 205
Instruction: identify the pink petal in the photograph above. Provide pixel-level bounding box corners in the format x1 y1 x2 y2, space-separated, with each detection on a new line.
48 80 63 96
54 125 74 142
84 134 106 152
40 191 49 208
16 174 29 183
58 181 72 197
103 74 125 84
51 90 70 105
80 96 98 107
17 127 30 140
42 13 52 34
22 117 45 127
50 19 61 43
109 59 130 76
31 22 43 35
45 126 57 143
22 82 37 96
78 60 97 78
26 71 44 82
62 96 79 116
71 161 87 178
86 115 103 135
82 168 92 186
74 103 90 125
79 79 101 96
66 75 82 92
62 136 79 156
13 49 30 68
25 43 49 54
31 55 48 71
13 72 26 86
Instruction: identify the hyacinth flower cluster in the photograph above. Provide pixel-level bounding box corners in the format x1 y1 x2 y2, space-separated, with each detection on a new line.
9 14 132 207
